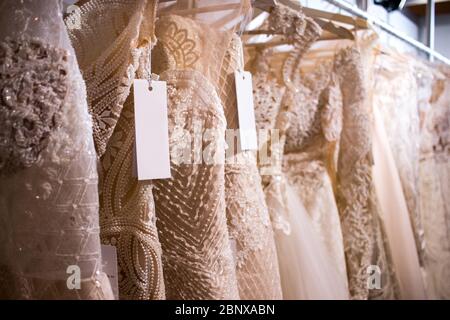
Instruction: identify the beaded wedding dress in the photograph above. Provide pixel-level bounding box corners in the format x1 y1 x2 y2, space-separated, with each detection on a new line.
0 0 113 299
371 52 426 299
283 55 348 290
150 9 245 299
67 0 165 299
250 4 349 300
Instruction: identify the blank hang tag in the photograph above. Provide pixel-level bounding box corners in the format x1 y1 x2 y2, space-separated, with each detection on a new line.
101 245 119 300
235 70 258 151
133 79 171 180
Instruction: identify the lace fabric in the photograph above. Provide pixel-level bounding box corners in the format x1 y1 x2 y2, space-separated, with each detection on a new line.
371 53 427 299
218 35 282 300
250 3 349 299
372 94 426 299
0 0 113 299
67 0 165 300
373 53 425 265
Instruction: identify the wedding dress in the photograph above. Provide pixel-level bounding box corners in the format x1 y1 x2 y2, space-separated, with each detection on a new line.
372 52 425 265
283 55 348 290
250 3 350 300
417 63 450 299
371 90 426 299
150 8 250 299
0 0 113 299
218 35 282 299
67 0 165 299
334 46 399 300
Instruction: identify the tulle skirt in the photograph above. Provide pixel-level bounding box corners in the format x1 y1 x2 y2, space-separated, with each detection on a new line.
265 177 350 300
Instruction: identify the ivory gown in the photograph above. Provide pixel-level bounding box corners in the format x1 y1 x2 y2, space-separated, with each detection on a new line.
67 0 165 299
333 45 399 300
150 5 245 299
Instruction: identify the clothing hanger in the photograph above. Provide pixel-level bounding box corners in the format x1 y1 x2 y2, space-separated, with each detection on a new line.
250 0 356 40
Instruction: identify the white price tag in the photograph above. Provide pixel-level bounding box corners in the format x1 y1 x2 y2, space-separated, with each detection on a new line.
234 70 258 151
133 79 171 180
101 244 119 300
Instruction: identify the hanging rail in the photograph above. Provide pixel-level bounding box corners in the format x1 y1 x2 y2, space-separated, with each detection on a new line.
326 0 450 65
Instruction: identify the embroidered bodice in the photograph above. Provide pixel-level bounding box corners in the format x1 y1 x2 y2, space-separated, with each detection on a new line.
333 47 400 300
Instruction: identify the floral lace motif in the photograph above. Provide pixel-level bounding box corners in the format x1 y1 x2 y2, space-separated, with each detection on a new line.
267 4 307 44
152 21 200 70
252 49 285 133
0 38 68 175
152 14 231 90
374 55 425 266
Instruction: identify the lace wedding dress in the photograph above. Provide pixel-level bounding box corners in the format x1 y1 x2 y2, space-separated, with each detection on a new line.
67 0 165 299
250 3 350 300
150 12 244 299
0 0 113 299
371 52 426 299
218 35 282 300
